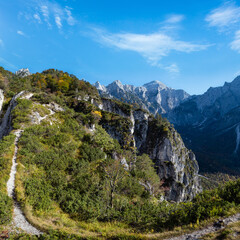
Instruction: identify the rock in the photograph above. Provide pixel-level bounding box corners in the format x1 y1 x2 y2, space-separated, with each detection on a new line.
213 219 225 229
94 80 190 115
45 102 64 112
15 68 31 78
98 98 201 202
0 89 4 113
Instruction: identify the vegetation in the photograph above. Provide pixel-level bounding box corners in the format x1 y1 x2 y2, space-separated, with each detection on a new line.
0 66 240 239
0 134 15 225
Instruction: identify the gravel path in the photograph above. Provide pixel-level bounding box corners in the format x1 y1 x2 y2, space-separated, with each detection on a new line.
165 213 240 240
6 130 42 235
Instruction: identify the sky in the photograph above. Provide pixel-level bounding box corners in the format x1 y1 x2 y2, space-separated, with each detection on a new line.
1 0 240 94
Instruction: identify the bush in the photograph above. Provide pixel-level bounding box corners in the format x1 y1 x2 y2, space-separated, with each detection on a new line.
0 192 13 225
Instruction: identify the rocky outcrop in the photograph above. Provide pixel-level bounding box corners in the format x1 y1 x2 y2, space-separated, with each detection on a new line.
98 98 201 202
141 125 201 202
15 68 31 78
94 80 190 115
0 89 4 113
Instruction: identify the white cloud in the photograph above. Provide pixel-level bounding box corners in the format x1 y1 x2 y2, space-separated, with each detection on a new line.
55 15 62 29
164 63 180 73
65 7 75 26
36 1 76 29
41 5 50 25
0 39 3 47
33 13 41 23
17 30 25 36
230 30 240 52
91 28 210 68
19 1 76 30
205 2 240 30
165 14 185 24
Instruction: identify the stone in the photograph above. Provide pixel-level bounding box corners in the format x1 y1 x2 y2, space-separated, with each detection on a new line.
97 98 201 202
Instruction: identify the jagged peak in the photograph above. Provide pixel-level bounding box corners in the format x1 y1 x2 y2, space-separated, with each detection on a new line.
143 80 168 90
107 80 124 90
94 81 107 92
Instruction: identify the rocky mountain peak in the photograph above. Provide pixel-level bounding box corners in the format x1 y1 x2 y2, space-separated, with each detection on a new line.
94 81 107 92
94 80 190 115
143 80 168 90
15 68 31 78
107 80 124 91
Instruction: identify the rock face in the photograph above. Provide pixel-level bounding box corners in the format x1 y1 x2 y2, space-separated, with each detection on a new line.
98 98 201 202
94 80 190 115
15 68 31 78
167 76 240 173
0 89 4 113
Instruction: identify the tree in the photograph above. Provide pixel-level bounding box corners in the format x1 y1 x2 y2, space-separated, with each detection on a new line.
100 158 126 208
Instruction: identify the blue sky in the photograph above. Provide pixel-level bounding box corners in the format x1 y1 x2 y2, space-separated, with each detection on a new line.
1 0 240 94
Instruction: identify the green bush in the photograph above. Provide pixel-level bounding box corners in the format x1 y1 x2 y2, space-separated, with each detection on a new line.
0 191 13 225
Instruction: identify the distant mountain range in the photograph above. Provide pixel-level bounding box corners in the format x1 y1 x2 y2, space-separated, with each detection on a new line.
167 76 240 174
94 80 190 115
95 77 240 174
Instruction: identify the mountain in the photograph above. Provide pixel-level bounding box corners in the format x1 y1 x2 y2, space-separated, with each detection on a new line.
167 76 240 174
0 67 203 238
94 80 190 115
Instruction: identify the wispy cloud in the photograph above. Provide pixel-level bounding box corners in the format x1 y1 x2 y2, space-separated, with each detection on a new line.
17 30 25 36
206 2 240 54
40 5 50 26
65 7 75 26
19 1 76 30
0 39 3 47
230 30 240 52
205 1 240 31
164 63 180 73
55 15 62 29
90 28 210 69
165 14 185 24
33 13 41 23
35 1 76 29
0 57 17 70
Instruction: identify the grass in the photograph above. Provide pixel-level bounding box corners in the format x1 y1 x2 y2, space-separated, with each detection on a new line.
31 104 50 118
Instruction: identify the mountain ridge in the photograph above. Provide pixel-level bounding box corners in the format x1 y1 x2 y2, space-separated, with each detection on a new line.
167 75 240 173
94 79 190 115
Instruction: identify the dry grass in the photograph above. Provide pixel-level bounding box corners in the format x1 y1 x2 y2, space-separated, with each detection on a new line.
202 220 240 240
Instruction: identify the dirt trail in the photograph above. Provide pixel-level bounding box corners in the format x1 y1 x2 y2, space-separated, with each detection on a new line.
6 130 42 235
165 213 240 240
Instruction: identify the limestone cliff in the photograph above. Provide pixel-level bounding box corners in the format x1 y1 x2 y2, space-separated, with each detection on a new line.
0 89 4 113
98 98 201 202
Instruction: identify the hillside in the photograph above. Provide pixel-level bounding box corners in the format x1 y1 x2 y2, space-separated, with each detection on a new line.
0 67 239 239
